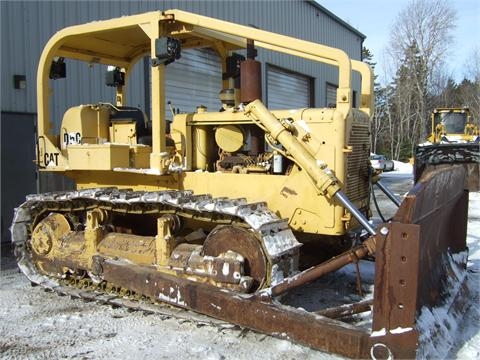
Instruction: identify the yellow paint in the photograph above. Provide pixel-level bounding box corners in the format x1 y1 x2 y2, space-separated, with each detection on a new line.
35 9 374 240
68 144 130 170
110 122 137 145
428 108 479 143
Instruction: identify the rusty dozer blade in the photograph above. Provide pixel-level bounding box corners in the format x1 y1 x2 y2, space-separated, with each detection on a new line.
95 165 470 359
370 164 470 359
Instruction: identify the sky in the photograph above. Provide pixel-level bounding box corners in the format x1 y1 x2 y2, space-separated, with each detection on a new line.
317 0 479 85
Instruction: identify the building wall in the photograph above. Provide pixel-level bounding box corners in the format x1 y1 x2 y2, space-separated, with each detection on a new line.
1 0 364 115
0 0 365 244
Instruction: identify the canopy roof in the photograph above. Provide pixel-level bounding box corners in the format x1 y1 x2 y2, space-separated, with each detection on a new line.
46 10 246 68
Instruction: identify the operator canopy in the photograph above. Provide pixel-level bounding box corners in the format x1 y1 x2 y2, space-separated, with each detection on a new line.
47 10 246 68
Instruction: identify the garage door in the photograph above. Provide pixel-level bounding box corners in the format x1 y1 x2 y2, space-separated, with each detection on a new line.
165 49 223 117
326 83 338 108
267 66 312 110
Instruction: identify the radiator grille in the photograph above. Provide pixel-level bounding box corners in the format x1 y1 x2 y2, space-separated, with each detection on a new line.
345 122 370 202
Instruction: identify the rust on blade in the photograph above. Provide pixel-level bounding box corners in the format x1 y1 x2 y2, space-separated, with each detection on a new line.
394 165 469 307
371 223 420 359
102 259 371 359
370 165 469 358
372 223 420 330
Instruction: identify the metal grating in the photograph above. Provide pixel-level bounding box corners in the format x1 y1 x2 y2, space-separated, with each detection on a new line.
345 120 370 202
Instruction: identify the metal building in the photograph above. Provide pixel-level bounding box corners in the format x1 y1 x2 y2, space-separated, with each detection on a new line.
0 0 365 243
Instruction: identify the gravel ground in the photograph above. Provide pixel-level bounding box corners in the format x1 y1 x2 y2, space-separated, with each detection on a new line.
1 243 341 360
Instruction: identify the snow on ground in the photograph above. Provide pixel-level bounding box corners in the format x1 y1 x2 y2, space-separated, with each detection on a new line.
451 191 480 359
391 160 414 174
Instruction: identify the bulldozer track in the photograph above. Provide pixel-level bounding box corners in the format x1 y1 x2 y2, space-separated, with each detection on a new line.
11 188 300 327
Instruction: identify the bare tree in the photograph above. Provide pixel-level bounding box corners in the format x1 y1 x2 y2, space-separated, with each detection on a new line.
429 65 455 106
384 0 457 159
462 47 480 121
464 47 480 82
371 86 391 153
389 0 456 79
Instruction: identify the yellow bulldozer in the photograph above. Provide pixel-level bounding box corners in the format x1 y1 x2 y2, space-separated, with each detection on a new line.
414 107 480 191
11 10 472 359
